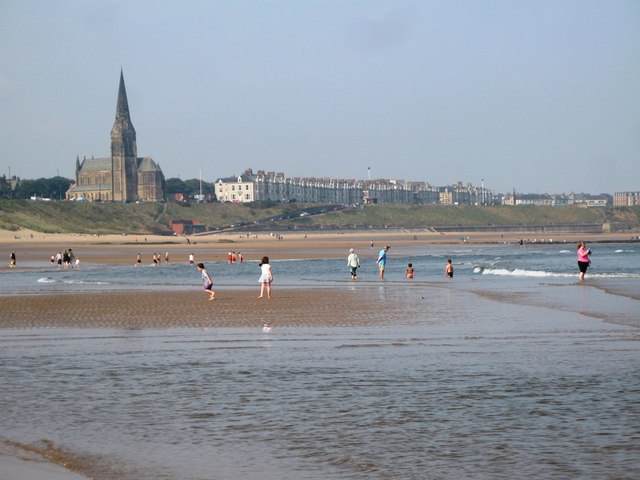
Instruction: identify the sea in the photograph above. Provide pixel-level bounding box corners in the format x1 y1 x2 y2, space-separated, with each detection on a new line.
1 242 639 479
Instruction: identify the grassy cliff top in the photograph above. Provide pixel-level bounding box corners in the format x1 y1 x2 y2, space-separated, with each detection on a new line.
0 200 638 235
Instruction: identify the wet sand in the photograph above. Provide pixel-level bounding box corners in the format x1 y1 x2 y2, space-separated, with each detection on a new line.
0 441 89 480
0 287 415 329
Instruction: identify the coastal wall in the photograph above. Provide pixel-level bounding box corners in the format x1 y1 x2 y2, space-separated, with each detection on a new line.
432 224 605 234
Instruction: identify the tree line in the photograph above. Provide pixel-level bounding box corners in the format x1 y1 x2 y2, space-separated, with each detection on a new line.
0 175 216 201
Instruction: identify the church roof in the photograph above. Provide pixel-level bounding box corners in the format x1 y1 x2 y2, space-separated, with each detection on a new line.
68 183 111 193
136 157 162 172
78 156 162 173
79 157 111 172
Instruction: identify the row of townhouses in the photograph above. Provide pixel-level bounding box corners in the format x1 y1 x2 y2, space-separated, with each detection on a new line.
501 192 611 207
216 169 492 206
215 168 629 207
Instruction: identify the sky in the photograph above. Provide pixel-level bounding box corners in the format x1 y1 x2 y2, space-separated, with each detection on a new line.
1 0 639 195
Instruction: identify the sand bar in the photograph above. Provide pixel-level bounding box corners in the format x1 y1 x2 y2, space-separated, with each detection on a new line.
0 441 89 480
0 287 417 329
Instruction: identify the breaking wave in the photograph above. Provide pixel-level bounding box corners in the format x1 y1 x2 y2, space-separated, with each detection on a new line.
473 267 639 278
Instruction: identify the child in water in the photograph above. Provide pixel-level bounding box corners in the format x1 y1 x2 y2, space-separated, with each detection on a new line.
405 263 414 279
258 256 273 299
445 259 454 278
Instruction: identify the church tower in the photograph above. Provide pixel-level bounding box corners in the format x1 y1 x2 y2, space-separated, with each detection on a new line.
111 70 138 202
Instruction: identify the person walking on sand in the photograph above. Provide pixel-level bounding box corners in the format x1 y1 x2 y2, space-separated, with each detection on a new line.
258 256 273 299
197 263 216 301
9 251 16 268
405 263 414 279
445 259 454 278
376 245 389 280
577 241 591 281
347 248 360 280
189 253 195 266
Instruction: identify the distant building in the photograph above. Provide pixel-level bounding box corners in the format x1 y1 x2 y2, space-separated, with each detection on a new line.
501 193 552 206
169 220 206 235
67 71 165 202
216 172 258 203
614 191 640 206
570 193 609 207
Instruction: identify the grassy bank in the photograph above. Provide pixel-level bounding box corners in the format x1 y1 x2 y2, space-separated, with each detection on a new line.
0 200 638 235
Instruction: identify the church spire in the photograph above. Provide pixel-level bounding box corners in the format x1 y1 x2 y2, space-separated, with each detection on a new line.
115 69 131 121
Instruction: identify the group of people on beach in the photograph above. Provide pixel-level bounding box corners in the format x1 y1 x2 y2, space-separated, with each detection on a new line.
136 252 171 266
49 249 79 269
227 251 244 263
188 240 595 303
349 242 591 282
347 245 454 281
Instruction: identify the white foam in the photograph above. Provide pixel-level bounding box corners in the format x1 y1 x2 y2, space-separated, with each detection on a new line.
474 267 640 279
476 268 572 278
37 277 56 283
62 279 110 285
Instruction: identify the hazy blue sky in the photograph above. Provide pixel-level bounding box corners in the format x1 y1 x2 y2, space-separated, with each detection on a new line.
1 0 639 194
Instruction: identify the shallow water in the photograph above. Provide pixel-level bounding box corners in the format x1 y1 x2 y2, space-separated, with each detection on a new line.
1 279 639 479
2 242 639 295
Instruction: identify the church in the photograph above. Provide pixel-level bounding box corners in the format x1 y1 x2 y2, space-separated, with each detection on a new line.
67 71 165 202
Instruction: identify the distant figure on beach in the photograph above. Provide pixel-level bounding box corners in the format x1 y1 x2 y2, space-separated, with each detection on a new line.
370 240 374 248
189 253 195 266
136 253 141 266
153 253 159 266
227 251 233 264
74 258 80 269
165 252 169 263
62 250 70 269
9 251 16 268
238 252 244 263
50 254 55 265
577 242 591 281
258 256 273 299
197 263 215 301
56 251 62 268
445 259 454 278
376 245 389 280
347 248 360 280
405 263 414 279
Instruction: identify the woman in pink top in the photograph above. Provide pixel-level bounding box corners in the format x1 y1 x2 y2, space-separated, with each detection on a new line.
577 242 591 281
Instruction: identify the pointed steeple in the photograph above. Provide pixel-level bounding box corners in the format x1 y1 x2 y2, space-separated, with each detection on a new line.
115 69 131 121
111 69 137 202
